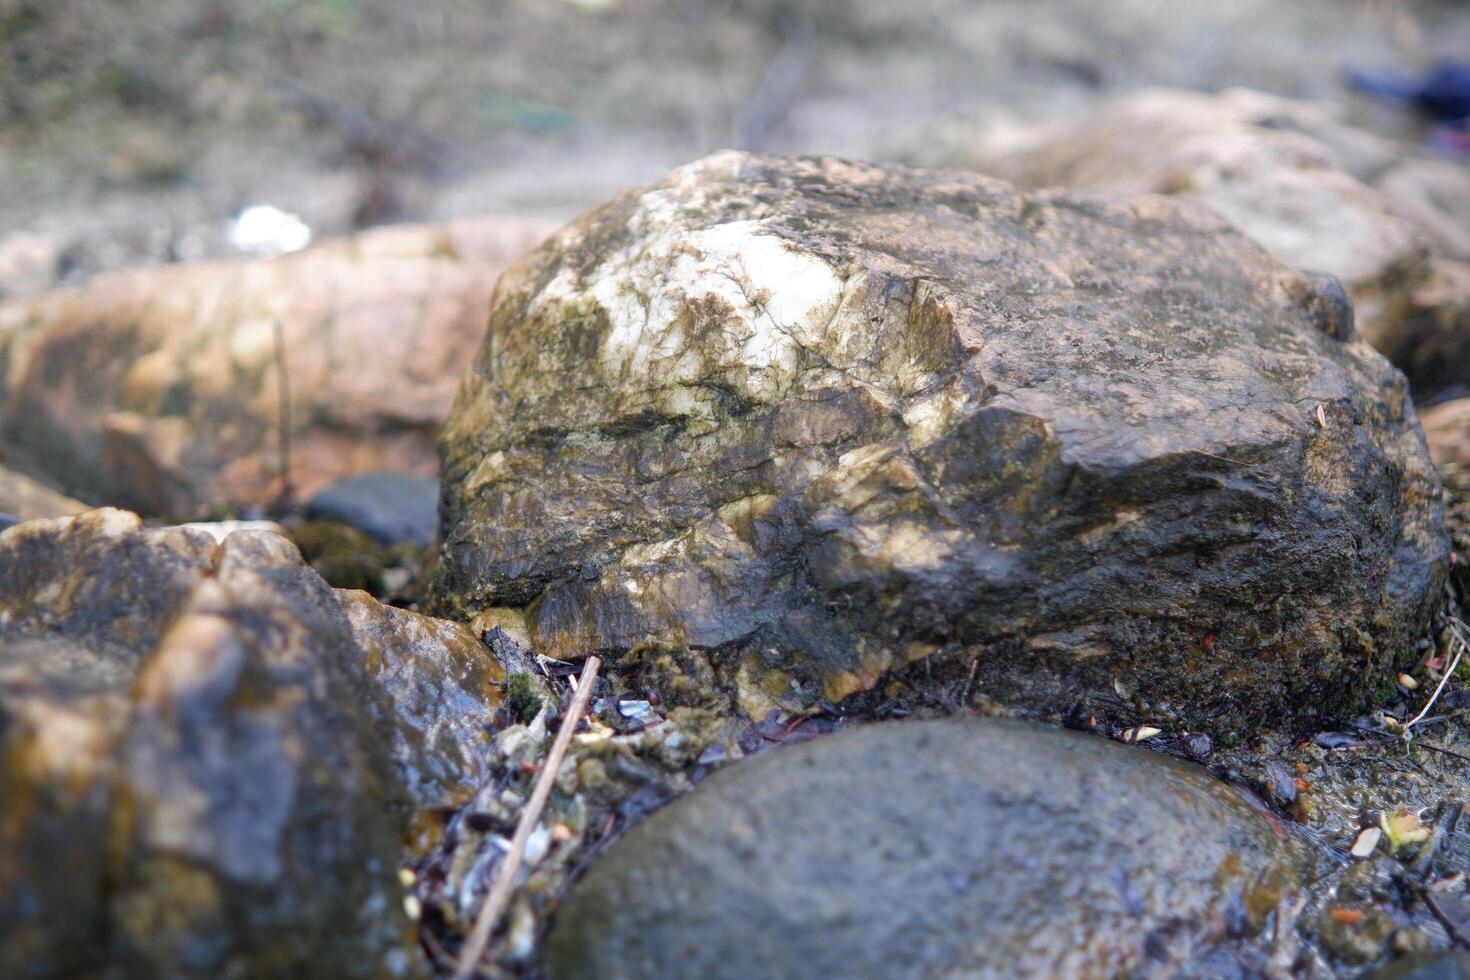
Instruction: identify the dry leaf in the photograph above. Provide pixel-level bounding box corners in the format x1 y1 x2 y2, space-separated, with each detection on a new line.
1380 807 1431 852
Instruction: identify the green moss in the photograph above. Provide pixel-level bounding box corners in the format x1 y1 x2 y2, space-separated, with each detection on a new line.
288 520 388 595
506 672 541 724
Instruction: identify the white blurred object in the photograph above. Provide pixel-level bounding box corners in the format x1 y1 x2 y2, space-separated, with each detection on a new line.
229 205 312 256
0 230 61 298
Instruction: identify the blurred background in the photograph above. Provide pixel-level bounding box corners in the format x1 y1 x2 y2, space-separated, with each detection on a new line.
2 0 1469 535
4 0 1469 289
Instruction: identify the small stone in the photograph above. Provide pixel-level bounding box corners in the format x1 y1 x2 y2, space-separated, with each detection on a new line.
1184 732 1215 760
1266 761 1300 807
305 471 440 547
1352 826 1384 858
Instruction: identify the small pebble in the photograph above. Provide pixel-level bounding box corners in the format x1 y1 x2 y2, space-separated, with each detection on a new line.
304 471 438 546
1265 762 1298 807
1351 826 1382 858
1183 732 1214 760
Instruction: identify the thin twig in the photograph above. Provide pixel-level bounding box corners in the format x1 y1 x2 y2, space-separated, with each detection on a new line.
452 655 602 980
1406 619 1469 733
1190 448 1252 466
272 318 293 508
961 656 979 703
1419 739 1470 765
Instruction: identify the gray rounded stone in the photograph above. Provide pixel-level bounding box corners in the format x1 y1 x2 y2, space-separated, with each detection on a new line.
305 471 440 546
547 717 1317 980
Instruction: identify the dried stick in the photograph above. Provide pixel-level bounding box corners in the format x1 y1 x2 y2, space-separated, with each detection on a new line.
272 318 293 508
453 655 602 979
1407 618 1469 733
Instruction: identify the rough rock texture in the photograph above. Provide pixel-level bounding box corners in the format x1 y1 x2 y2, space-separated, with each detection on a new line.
959 88 1470 400
0 509 502 977
1422 399 1470 475
338 589 505 810
437 152 1445 732
0 463 87 521
1421 398 1470 596
547 717 1316 979
0 215 556 518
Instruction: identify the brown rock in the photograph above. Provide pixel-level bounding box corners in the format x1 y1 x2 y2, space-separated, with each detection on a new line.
435 152 1446 733
0 509 502 977
1420 397 1470 595
0 216 557 517
0 464 88 521
338 589 505 810
963 88 1470 399
1422 398 1470 474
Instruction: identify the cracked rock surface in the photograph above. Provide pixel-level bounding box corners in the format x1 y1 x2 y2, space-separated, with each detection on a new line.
436 151 1446 733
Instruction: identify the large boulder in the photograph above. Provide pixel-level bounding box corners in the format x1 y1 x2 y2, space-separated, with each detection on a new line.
0 509 503 977
0 216 556 518
435 152 1446 732
958 88 1470 400
547 717 1316 979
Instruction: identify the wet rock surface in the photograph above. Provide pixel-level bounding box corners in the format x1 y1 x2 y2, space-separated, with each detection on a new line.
338 589 505 813
0 216 555 518
959 88 1470 401
547 717 1317 980
0 509 503 977
436 151 1446 733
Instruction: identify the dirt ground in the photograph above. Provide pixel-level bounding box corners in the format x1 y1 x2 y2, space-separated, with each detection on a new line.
4 0 1470 288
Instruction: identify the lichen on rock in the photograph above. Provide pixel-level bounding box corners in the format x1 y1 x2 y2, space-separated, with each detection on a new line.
436 152 1447 734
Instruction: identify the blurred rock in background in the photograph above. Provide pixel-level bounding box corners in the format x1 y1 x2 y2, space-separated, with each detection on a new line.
0 216 555 518
953 87 1470 401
